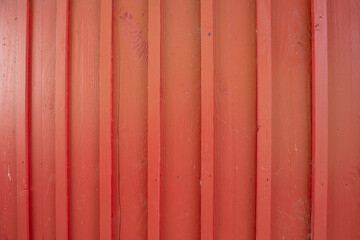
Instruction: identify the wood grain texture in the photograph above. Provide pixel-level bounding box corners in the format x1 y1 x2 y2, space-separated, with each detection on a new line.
54 0 69 239
68 0 101 239
256 0 273 238
200 0 214 239
0 0 21 239
99 0 113 239
148 0 161 239
311 0 328 239
112 1 148 239
160 0 201 239
271 0 312 239
214 0 257 239
0 1 359 239
30 0 57 239
327 0 360 239
16 0 30 238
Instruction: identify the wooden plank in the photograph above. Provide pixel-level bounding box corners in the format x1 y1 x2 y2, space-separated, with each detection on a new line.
99 0 114 239
327 0 360 239
0 1 19 238
112 1 149 239
270 0 312 239
160 1 201 238
16 0 30 239
148 0 161 239
55 0 69 239
214 0 257 239
30 0 57 238
256 0 272 239
200 0 214 239
68 0 101 238
311 0 328 239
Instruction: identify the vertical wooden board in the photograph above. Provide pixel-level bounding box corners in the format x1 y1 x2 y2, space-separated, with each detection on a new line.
0 1 19 239
328 0 360 239
99 0 113 239
16 0 31 238
214 0 257 239
200 0 214 239
30 0 57 238
271 0 312 239
112 0 148 239
54 0 69 238
68 0 100 239
256 0 272 238
1 0 360 238
148 0 161 239
311 0 328 239
160 0 201 239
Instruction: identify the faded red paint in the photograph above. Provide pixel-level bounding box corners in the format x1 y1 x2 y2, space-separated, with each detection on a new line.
0 0 359 240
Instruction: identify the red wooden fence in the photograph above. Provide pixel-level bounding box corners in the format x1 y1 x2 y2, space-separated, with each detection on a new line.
0 0 359 239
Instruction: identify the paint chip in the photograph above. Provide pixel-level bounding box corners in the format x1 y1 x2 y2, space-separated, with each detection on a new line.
8 166 11 181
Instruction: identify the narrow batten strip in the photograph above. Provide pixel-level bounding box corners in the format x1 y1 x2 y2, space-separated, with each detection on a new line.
16 0 31 239
200 0 215 239
55 0 70 239
311 0 329 239
256 0 273 239
148 0 162 239
99 0 114 239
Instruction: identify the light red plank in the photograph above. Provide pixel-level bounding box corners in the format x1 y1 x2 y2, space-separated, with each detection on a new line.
311 0 328 239
214 0 257 239
256 0 272 239
30 0 57 238
148 0 161 239
0 1 18 238
112 1 149 239
68 1 101 238
327 0 360 239
200 0 215 239
99 0 114 239
160 1 201 238
16 0 30 239
270 0 312 239
55 0 69 239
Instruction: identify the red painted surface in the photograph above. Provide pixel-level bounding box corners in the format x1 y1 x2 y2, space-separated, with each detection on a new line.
327 1 360 239
215 1 256 239
0 0 360 239
31 0 57 239
256 0 273 238
312 0 329 239
54 0 69 239
148 0 161 239
271 1 312 239
99 0 113 239
160 1 201 239
200 0 215 239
